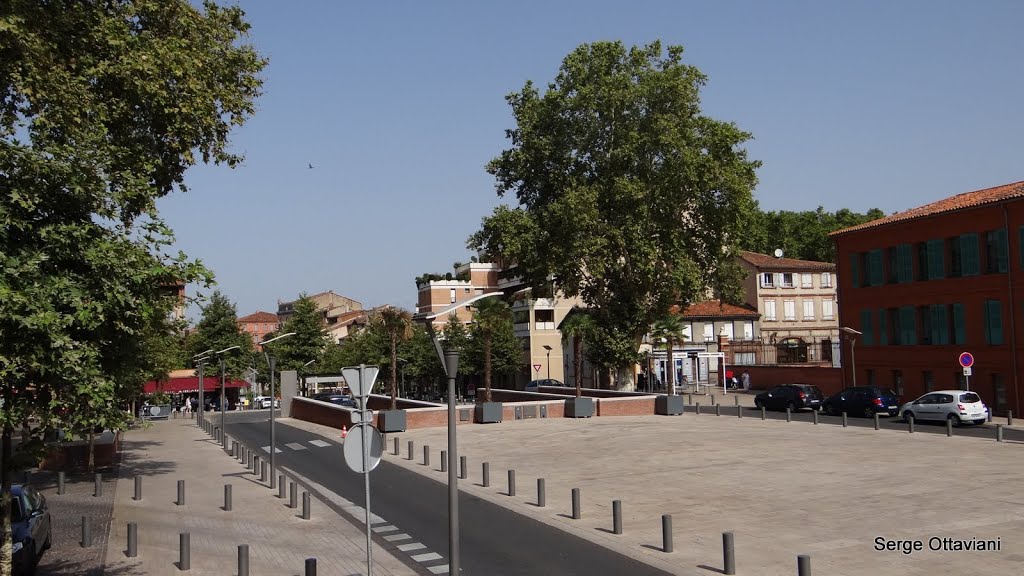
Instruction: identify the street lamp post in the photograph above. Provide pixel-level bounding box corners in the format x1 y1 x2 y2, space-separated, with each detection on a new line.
444 349 460 575
258 332 296 490
839 327 862 389
543 345 552 381
302 359 316 398
215 345 241 447
192 350 214 426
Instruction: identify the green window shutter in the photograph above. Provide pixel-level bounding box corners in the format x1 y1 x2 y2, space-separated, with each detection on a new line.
934 304 949 345
952 303 966 345
928 305 939 345
996 228 1008 273
961 233 979 276
899 244 913 283
878 309 888 345
900 306 917 345
927 239 945 279
986 300 1004 345
850 254 861 287
860 309 874 345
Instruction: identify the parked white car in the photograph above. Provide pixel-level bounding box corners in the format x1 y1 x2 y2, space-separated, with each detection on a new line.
898 390 988 425
253 396 279 410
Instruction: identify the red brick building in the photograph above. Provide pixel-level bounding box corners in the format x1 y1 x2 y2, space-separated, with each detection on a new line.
237 311 279 350
831 181 1024 416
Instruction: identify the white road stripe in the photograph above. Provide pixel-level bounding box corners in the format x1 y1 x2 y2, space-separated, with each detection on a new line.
398 542 426 552
427 565 450 575
412 552 443 562
260 446 282 453
285 442 307 450
383 533 411 542
308 439 331 448
372 525 398 533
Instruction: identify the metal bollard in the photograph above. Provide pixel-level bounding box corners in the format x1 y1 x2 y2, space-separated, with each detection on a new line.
987 408 992 423
874 413 880 430
302 491 311 519
290 481 298 508
687 393 692 405
612 500 622 534
81 515 92 548
278 475 286 499
786 407 792 422
58 471 65 495
711 394 715 405
537 478 546 507
571 488 581 519
947 418 953 437
813 409 819 425
423 445 430 466
238 544 249 576
393 437 399 455
842 412 848 427
737 405 743 418
253 455 259 475
460 455 467 479
761 406 766 420
408 440 414 460
798 554 811 576
482 462 489 487
177 479 185 505
134 476 142 501
270 465 277 490
716 404 721 416
662 514 673 553
224 484 232 511
695 402 701 415
441 450 447 472
997 424 1004 442
94 472 102 497
735 396 740 406
723 531 736 575
507 469 516 496
261 461 267 482
179 532 190 570
127 521 138 557
1009 410 1014 426
908 415 915 433
305 558 317 576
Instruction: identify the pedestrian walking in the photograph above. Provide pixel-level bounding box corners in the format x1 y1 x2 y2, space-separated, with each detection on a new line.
183 396 193 415
741 370 751 391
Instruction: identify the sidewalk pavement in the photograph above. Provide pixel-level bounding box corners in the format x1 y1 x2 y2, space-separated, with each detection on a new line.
103 417 418 576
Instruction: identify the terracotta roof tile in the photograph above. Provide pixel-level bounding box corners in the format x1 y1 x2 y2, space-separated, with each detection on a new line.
238 311 279 323
830 180 1024 236
669 300 760 319
738 251 836 272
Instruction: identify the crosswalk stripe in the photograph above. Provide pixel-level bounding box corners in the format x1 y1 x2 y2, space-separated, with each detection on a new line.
383 533 411 542
372 525 398 533
260 446 282 453
397 542 426 552
309 439 331 448
427 565 450 575
412 552 443 562
285 442 306 450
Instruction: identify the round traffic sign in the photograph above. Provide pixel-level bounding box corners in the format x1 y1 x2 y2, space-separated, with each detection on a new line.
958 352 974 368
342 423 383 473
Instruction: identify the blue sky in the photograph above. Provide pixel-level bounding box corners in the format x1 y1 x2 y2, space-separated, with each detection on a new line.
157 0 1023 319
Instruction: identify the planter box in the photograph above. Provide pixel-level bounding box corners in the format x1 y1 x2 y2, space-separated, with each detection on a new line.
377 409 407 433
565 397 594 418
474 402 503 424
655 395 684 416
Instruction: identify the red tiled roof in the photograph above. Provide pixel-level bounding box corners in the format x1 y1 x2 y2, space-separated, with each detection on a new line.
830 180 1024 236
238 311 279 323
670 301 760 319
738 251 835 272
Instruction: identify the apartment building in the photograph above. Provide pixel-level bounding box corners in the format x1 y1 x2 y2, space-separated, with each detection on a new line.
277 290 362 327
237 311 279 349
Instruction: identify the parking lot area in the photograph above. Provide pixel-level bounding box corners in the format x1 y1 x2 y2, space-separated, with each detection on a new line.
385 410 1024 575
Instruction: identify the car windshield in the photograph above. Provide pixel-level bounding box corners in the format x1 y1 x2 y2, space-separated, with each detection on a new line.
9 497 24 522
959 392 982 403
797 385 821 395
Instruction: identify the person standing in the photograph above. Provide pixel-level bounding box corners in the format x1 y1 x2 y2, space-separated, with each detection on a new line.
741 370 751 391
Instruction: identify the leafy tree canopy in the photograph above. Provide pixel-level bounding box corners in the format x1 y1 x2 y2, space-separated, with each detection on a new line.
264 295 327 373
186 291 254 378
739 206 885 263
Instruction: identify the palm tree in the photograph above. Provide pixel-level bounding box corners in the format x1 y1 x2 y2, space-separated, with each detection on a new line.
560 308 595 398
472 297 512 403
375 306 413 410
651 313 687 396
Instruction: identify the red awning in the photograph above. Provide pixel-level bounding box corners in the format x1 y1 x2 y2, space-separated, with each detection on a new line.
143 377 250 394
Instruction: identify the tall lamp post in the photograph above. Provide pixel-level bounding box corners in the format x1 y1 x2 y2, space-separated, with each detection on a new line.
215 345 241 447
193 349 214 426
302 359 316 398
258 332 296 490
839 326 862 389
543 345 552 381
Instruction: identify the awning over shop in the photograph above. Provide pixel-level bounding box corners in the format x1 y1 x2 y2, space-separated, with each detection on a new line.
143 377 249 394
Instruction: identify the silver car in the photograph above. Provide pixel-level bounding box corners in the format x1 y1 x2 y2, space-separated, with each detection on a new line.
898 390 988 425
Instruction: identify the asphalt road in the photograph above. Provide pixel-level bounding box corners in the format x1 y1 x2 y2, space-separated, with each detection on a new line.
224 413 673 576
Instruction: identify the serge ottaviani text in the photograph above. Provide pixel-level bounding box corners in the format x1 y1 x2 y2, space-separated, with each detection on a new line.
874 537 1001 555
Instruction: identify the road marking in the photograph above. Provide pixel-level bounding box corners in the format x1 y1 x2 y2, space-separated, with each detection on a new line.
309 439 331 448
398 542 426 552
285 442 307 451
260 446 282 453
372 525 398 533
427 565 450 575
384 533 411 542
412 552 443 562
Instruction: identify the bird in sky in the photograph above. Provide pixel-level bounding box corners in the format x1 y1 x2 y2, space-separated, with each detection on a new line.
308 163 315 169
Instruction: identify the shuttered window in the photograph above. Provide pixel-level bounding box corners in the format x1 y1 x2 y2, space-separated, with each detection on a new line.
897 244 913 283
985 299 1004 345
927 239 945 279
986 228 1008 273
899 306 917 345
878 309 888 345
868 249 884 286
860 309 874 345
850 254 861 287
952 303 966 345
961 233 980 276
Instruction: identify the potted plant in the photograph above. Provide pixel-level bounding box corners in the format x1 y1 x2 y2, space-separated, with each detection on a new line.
651 313 685 415
560 308 594 418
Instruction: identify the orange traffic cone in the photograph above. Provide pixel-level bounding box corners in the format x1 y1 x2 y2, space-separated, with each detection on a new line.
341 425 348 439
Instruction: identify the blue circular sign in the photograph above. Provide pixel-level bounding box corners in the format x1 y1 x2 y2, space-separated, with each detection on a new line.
958 352 974 368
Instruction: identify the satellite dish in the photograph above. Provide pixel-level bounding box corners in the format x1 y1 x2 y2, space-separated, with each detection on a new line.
773 248 784 258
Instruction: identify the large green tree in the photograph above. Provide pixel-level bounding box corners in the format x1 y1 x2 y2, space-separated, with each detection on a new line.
470 40 759 378
373 307 414 409
265 296 328 374
0 1 265 571
463 298 517 402
187 291 254 379
739 206 886 263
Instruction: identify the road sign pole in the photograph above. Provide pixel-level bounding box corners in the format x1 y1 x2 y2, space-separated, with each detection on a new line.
360 365 373 576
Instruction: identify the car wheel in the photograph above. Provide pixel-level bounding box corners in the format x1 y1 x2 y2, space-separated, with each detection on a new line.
947 413 962 427
754 399 763 409
824 403 836 416
863 407 875 418
43 527 51 550
973 419 986 425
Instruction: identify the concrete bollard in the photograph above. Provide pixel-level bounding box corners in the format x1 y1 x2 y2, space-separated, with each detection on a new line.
179 532 190 570
305 558 317 576
737 405 743 418
460 455 467 479
261 461 267 482
813 409 819 425
571 488 581 519
612 500 622 535
270 465 277 490
723 531 736 575
238 544 249 576
224 484 232 511
798 554 811 576
987 408 992 423
695 402 701 415
393 437 399 455
537 478 546 507
134 476 142 501
716 404 721 416
278 475 286 499
302 491 311 520
58 471 65 495
711 394 715 405
177 480 185 505
662 514 673 553
874 413 880 430
508 469 516 496
761 406 766 420
908 415 915 433
687 393 692 405
842 412 848 427
735 396 740 406
947 418 953 437
441 450 447 472
482 462 489 487
408 440 414 460
127 521 138 557
423 445 430 466
786 407 792 422
1009 410 1014 426
81 515 91 548
94 473 102 497
290 481 298 508
997 424 1004 442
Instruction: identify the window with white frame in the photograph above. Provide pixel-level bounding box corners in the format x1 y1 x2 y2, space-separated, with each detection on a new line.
781 273 794 288
760 273 774 288
703 323 714 342
821 272 833 288
721 322 734 340
822 300 834 320
803 300 815 320
449 288 456 303
734 352 756 365
742 321 754 340
682 323 693 342
783 300 796 321
801 273 813 288
764 300 777 321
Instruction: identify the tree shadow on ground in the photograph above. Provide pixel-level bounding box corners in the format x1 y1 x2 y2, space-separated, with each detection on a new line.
38 557 146 576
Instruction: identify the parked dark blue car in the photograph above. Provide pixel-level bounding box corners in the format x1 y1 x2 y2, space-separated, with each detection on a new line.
11 483 52 575
822 386 901 418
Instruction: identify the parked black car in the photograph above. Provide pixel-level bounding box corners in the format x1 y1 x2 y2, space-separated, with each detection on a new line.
822 386 900 418
313 393 355 407
11 483 51 575
754 384 824 412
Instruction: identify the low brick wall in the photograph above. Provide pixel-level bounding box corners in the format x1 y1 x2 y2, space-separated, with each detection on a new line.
290 397 363 430
596 396 658 416
39 432 121 471
742 366 843 396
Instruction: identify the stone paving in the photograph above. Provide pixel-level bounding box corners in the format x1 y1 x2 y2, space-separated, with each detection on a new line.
287 405 1023 576
32 468 117 576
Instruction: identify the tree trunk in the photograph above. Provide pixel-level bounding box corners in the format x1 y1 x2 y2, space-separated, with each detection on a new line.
573 337 583 398
2 426 13 576
389 335 398 410
665 338 675 395
88 429 96 472
484 333 492 402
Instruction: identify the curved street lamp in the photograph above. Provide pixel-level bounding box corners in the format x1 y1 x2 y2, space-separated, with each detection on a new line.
192 349 214 426
258 332 296 489
215 345 241 447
